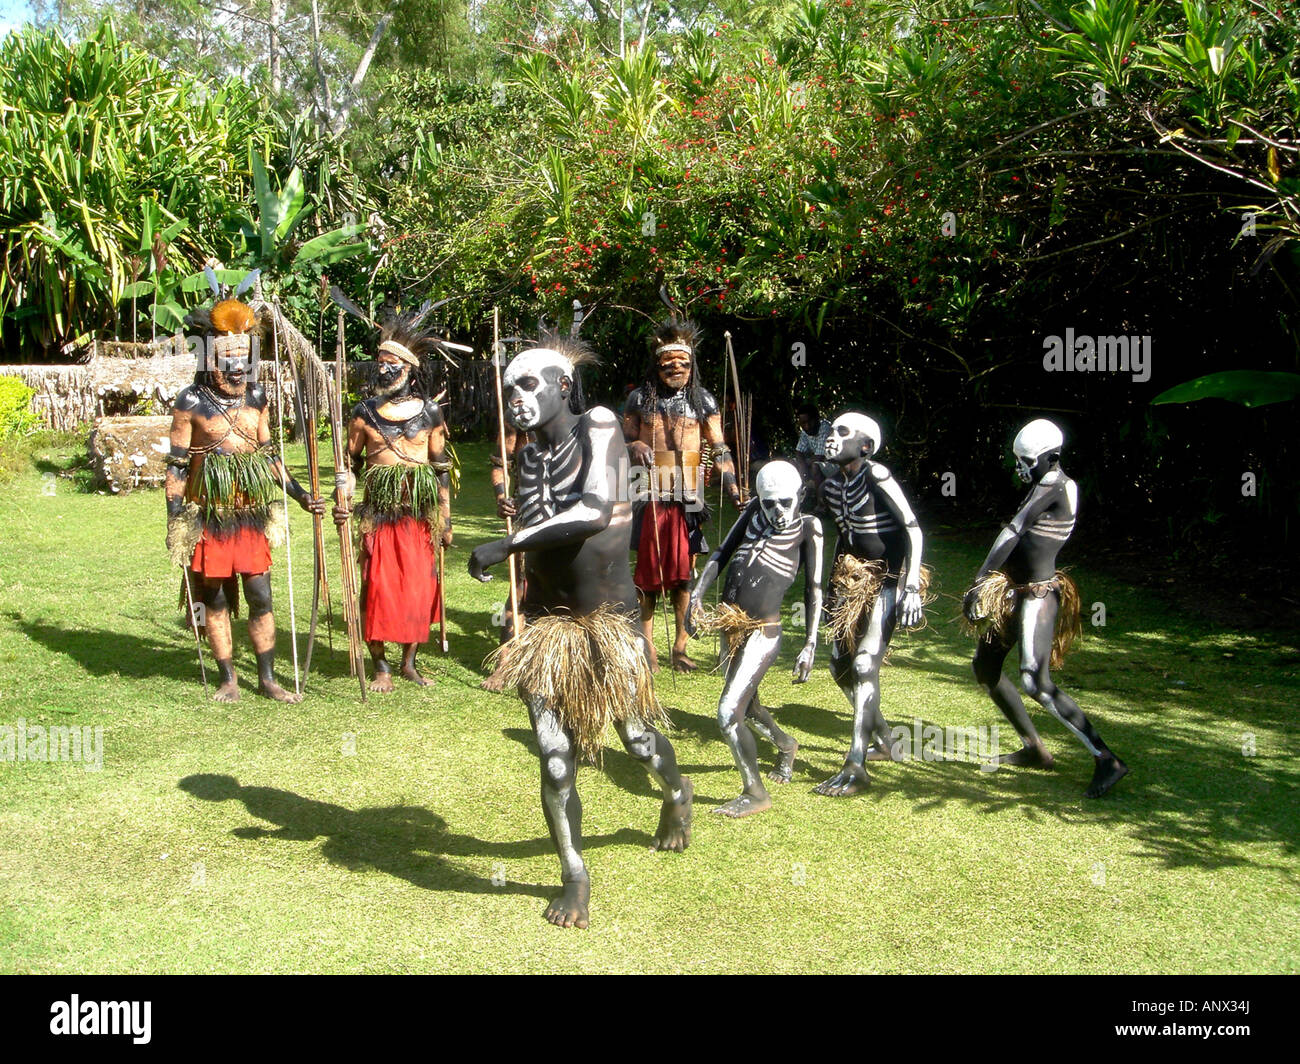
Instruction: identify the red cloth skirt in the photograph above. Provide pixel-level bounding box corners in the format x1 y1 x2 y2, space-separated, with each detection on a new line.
362 516 441 645
634 502 694 593
190 527 272 579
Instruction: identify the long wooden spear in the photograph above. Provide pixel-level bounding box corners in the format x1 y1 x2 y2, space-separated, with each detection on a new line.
270 302 302 696
491 307 523 635
286 317 333 683
181 570 210 699
724 330 749 499
331 307 368 700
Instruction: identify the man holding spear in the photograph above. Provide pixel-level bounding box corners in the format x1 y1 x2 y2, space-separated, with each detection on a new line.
331 310 454 692
165 291 325 702
623 312 743 672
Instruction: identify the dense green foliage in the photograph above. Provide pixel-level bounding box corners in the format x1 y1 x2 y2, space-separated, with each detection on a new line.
0 376 38 439
3 1 1298 559
0 22 265 348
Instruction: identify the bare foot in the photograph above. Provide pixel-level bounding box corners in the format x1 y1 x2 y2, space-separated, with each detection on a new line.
1085 755 1129 798
814 762 870 797
479 670 508 692
213 679 240 703
368 671 394 694
768 740 798 783
258 680 302 704
401 665 432 687
544 877 591 929
712 792 772 818
670 650 698 673
998 743 1055 769
864 744 897 762
651 777 693 851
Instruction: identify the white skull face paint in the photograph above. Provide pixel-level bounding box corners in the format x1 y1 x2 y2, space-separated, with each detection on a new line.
1012 418 1064 483
824 413 881 463
502 348 573 430
755 460 802 531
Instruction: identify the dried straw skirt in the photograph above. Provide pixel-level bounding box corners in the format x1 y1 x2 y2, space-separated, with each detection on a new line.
826 554 932 645
487 604 669 764
961 570 1082 669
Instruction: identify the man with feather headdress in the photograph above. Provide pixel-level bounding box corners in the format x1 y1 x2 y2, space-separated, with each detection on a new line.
165 292 325 702
331 311 453 692
623 314 742 672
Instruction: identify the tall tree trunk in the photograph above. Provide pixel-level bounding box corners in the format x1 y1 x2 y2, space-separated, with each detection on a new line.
331 6 396 135
311 0 333 123
269 0 284 95
637 0 652 48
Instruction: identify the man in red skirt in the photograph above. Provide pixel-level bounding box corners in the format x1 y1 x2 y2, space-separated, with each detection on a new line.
165 294 325 702
332 310 453 692
623 315 742 671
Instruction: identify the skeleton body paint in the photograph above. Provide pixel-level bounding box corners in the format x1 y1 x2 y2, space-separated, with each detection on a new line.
816 413 926 796
688 461 824 816
964 420 1129 798
469 338 693 930
480 424 532 693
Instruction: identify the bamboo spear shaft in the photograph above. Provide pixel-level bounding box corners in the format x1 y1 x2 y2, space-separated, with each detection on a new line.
492 307 522 634
332 308 367 700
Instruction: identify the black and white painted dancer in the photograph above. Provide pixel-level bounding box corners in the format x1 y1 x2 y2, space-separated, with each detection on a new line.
469 335 693 929
817 413 927 796
686 460 823 817
963 418 1128 798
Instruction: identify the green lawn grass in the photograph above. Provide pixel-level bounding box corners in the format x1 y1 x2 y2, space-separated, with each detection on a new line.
1 438 1297 973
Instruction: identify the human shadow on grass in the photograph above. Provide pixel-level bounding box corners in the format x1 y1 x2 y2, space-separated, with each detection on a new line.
827 711 1300 877
179 773 654 895
15 616 208 682
439 603 505 675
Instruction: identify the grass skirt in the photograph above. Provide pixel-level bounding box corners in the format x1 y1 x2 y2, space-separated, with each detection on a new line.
691 602 775 663
356 463 443 546
961 570 1082 669
486 604 669 764
826 555 932 645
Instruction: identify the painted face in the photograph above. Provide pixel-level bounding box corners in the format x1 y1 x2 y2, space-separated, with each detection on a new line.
503 348 572 431
210 340 253 398
755 460 802 531
657 346 692 391
375 352 411 398
1012 419 1064 484
824 413 881 465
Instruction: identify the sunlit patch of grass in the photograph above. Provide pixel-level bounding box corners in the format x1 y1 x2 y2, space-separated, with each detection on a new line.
0 441 1296 973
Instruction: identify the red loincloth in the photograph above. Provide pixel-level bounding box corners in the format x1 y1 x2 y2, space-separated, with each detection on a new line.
361 516 441 645
190 527 271 579
634 502 694 593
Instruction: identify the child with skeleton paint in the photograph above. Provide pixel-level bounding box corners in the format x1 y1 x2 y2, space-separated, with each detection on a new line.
817 413 929 796
686 461 824 817
962 419 1128 798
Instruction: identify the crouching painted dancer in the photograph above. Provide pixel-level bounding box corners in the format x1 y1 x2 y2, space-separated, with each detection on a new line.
687 460 823 817
818 413 929 795
165 294 324 703
962 419 1128 798
332 312 453 692
470 335 693 929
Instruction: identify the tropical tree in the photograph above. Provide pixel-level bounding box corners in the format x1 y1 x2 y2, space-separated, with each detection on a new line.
0 20 264 353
